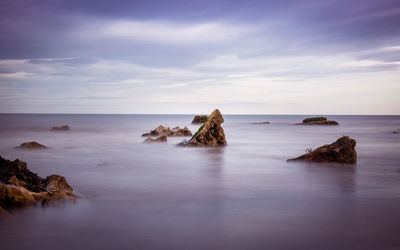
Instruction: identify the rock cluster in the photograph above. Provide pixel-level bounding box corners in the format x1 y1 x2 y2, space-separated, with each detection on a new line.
15 141 47 149
191 115 208 124
180 109 227 146
52 125 70 131
142 126 192 137
296 117 339 125
143 135 168 143
287 136 357 164
0 156 75 214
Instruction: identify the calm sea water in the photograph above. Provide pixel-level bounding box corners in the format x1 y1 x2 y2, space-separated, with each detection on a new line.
0 114 399 250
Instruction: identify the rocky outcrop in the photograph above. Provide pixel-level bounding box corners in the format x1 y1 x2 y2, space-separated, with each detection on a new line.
15 141 47 149
142 126 192 137
52 125 70 131
287 136 357 164
191 115 208 124
251 121 270 125
143 135 168 143
0 156 75 213
296 117 339 125
179 109 227 146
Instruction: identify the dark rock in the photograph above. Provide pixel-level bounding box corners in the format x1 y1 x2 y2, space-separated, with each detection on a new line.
287 136 357 164
143 135 168 143
296 117 339 125
142 126 192 137
179 109 227 146
251 121 270 125
0 206 8 217
0 156 75 211
191 115 208 124
15 141 47 149
393 129 400 134
52 125 70 131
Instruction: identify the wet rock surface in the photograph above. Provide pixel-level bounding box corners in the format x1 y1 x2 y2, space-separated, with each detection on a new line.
142 126 192 137
180 109 227 146
296 117 339 125
52 125 70 131
287 136 357 164
143 135 168 143
15 141 47 149
0 156 75 213
191 115 208 124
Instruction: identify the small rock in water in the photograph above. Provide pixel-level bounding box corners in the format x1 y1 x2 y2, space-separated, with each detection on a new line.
393 128 400 134
295 116 339 125
52 125 70 131
143 135 168 143
251 121 270 125
179 109 227 147
15 141 47 149
142 126 192 137
287 136 357 164
191 115 208 124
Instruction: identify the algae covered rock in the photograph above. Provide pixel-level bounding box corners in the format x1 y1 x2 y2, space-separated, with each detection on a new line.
52 125 70 131
180 109 227 146
191 115 208 124
287 136 357 164
143 135 168 143
297 117 339 125
15 141 47 149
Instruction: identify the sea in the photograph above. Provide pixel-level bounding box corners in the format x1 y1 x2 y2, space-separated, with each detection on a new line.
0 114 399 250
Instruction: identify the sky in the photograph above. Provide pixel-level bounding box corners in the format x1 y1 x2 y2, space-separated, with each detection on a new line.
0 0 399 114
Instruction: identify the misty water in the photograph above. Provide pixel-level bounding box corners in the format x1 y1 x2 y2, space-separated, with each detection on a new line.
0 114 400 250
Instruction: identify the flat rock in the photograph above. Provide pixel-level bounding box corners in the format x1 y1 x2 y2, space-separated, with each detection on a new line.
15 141 47 149
251 121 270 125
179 109 227 146
143 135 168 143
191 115 208 124
296 116 339 125
52 125 70 131
287 136 357 164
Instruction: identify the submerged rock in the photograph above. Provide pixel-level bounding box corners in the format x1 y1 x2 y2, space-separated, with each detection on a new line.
0 156 75 213
52 125 70 131
179 109 227 146
191 115 208 124
287 136 357 164
15 141 47 149
143 135 168 143
251 121 270 125
296 117 339 125
142 126 192 137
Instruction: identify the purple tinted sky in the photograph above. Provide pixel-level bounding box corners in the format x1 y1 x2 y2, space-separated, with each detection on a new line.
0 0 399 114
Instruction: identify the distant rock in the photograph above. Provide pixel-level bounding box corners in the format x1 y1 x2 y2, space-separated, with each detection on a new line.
15 141 47 149
296 117 339 125
51 125 70 131
393 128 400 134
251 121 270 125
287 136 357 164
0 156 75 213
191 115 208 124
143 135 168 143
179 109 227 146
142 126 192 137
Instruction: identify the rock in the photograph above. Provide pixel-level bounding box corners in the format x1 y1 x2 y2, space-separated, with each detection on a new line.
51 125 70 131
142 126 192 137
0 206 8 217
15 141 47 149
191 115 208 124
287 136 357 164
393 129 400 134
296 116 339 125
251 121 270 125
0 156 75 212
179 109 227 146
143 135 168 143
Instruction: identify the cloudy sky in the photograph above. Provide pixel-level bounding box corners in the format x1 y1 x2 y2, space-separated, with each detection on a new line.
0 0 399 114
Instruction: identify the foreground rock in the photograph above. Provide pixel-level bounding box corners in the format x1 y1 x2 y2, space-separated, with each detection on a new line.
287 136 357 164
179 109 227 146
143 135 167 143
191 115 208 124
296 117 339 125
15 141 47 149
0 156 75 213
52 125 70 131
142 126 192 137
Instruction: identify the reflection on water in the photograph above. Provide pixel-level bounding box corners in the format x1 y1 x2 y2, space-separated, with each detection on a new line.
0 114 399 250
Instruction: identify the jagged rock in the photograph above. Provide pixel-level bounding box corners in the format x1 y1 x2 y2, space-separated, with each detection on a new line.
143 135 168 143
296 117 339 125
15 141 47 149
179 109 227 146
142 126 192 137
191 115 208 124
0 156 75 212
52 125 70 131
251 121 270 125
287 136 357 164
